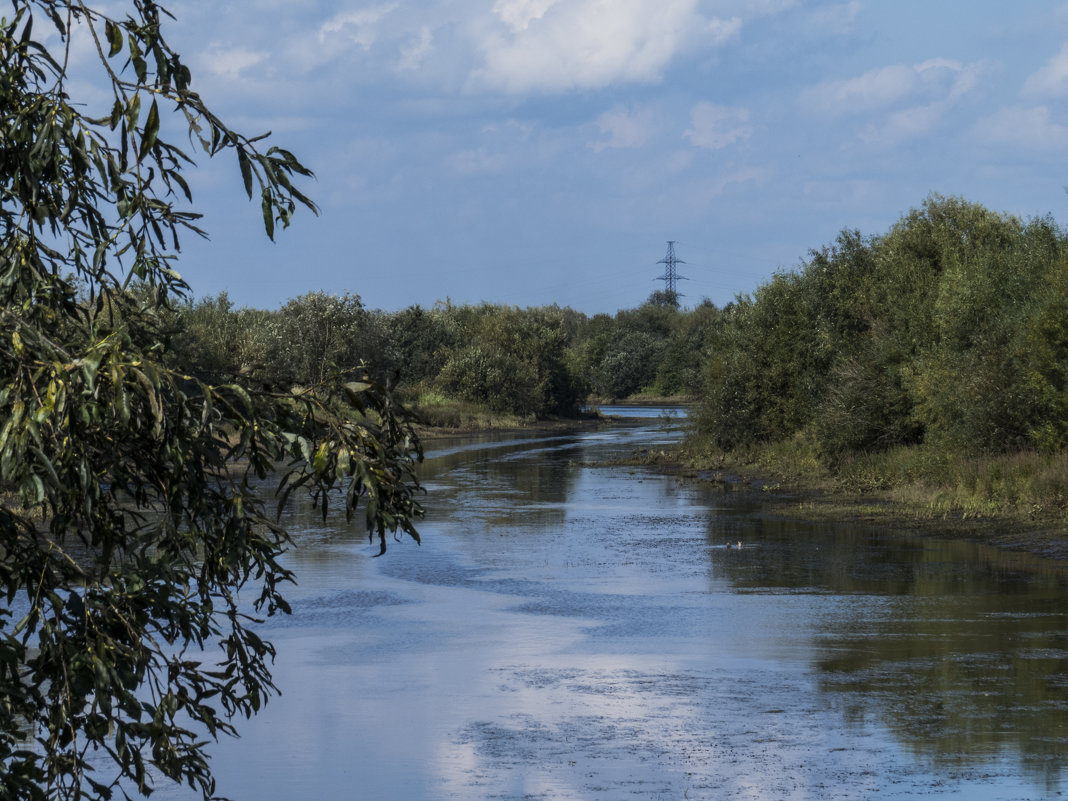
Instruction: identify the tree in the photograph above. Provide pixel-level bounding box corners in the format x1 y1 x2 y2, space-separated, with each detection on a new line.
273 291 369 387
0 4 423 800
646 288 680 309
434 304 583 417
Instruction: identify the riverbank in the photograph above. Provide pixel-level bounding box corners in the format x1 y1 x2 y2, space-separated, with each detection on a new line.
411 399 1068 562
413 409 612 441
627 433 1068 564
586 394 695 407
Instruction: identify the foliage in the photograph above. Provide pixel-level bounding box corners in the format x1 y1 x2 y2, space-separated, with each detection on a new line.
593 329 665 398
699 270 831 448
904 213 1058 452
696 195 1068 461
652 301 718 396
1024 256 1068 451
0 4 422 800
572 298 714 400
433 303 583 417
646 288 680 309
384 304 453 386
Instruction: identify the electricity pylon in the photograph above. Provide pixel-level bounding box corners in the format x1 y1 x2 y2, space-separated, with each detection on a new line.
655 241 687 297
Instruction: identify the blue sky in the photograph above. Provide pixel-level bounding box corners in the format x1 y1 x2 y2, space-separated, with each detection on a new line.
155 1 1068 313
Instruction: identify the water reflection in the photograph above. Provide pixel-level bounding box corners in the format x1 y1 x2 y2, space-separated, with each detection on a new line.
153 414 1066 801
702 497 1068 790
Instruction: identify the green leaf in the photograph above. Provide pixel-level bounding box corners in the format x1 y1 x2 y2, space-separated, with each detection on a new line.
0 8 421 799
312 442 329 473
237 148 253 199
261 189 275 240
344 381 371 395
139 98 159 162
25 474 44 505
106 19 123 57
126 93 141 128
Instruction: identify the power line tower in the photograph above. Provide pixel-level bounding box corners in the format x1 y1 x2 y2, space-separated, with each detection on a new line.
655 240 687 299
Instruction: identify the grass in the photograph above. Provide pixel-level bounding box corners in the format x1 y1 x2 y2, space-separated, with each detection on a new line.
405 390 535 432
656 431 1068 531
405 390 604 435
619 432 1063 561
589 392 695 406
841 447 1068 521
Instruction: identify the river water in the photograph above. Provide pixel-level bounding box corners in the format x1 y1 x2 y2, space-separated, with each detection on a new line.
160 408 1068 800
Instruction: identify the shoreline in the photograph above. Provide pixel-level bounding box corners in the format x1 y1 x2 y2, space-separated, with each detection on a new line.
413 411 612 442
662 461 1068 567
414 407 1068 566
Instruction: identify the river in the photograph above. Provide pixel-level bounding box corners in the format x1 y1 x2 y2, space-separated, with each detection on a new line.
159 407 1068 800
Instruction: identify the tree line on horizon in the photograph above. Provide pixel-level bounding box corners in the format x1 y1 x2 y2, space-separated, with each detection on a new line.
171 194 1068 461
168 285 719 420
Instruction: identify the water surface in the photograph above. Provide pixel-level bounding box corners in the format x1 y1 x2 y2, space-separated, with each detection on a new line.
160 412 1068 800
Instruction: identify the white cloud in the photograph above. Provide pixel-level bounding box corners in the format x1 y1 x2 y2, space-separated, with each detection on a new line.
592 106 658 151
493 0 562 31
794 58 989 149
948 62 984 100
702 16 744 47
199 45 268 81
802 64 921 112
469 0 736 94
687 166 771 207
800 58 982 115
398 27 435 72
975 105 1068 150
859 102 944 146
685 102 752 150
1023 41 1068 96
319 5 398 51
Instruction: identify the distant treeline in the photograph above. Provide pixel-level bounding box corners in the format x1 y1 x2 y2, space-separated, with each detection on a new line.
168 285 717 422
169 195 1068 461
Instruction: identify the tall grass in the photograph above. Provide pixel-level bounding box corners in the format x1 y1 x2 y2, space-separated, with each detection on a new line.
836 447 1068 518
682 432 1068 523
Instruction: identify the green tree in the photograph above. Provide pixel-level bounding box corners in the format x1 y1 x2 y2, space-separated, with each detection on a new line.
0 4 422 800
273 291 368 387
386 304 454 385
698 272 825 448
1025 254 1068 451
434 304 582 417
649 300 719 397
904 209 1060 452
697 195 1068 459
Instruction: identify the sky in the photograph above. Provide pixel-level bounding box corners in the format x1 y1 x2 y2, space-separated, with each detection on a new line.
142 0 1068 314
